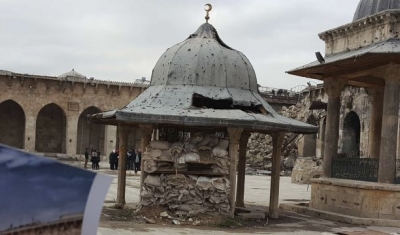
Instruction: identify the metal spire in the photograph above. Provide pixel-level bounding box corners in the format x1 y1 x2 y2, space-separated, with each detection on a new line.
205 4 212 23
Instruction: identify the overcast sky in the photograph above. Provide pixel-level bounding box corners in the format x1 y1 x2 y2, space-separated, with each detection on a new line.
0 0 360 89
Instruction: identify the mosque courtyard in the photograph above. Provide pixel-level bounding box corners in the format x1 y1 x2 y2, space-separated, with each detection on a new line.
65 160 400 234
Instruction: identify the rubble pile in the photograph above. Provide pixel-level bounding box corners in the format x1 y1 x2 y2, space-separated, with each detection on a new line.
291 157 323 184
140 136 232 215
246 133 299 174
245 103 325 175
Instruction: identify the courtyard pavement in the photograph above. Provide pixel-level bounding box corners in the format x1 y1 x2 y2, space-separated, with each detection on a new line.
66 161 400 234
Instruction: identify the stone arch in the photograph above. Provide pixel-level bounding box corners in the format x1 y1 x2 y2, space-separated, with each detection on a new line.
302 114 318 157
0 100 26 148
76 106 105 154
35 103 66 153
342 111 361 157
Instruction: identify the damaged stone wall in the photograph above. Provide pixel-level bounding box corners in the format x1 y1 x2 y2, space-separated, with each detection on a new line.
140 136 232 216
246 85 372 178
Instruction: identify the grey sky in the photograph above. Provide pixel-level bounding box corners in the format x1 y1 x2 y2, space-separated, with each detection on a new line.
0 0 359 89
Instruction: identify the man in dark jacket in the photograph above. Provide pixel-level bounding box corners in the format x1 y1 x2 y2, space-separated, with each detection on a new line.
127 148 135 170
109 150 116 170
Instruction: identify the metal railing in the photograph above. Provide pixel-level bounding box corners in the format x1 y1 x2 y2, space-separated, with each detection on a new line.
332 158 400 184
332 158 379 182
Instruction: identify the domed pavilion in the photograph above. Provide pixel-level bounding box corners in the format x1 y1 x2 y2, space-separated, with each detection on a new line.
89 5 317 218
288 0 400 222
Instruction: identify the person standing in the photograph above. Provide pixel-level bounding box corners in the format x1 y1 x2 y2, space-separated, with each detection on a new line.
90 148 97 170
84 148 89 169
134 149 141 174
109 150 116 170
96 150 101 170
127 148 134 170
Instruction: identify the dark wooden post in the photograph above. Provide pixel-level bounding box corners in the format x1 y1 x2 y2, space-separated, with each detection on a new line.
227 127 243 217
269 132 284 218
236 131 250 208
115 124 129 208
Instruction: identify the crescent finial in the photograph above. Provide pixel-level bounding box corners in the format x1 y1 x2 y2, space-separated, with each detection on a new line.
204 4 212 23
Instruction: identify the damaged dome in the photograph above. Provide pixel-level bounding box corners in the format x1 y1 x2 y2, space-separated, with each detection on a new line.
88 11 318 134
151 23 257 93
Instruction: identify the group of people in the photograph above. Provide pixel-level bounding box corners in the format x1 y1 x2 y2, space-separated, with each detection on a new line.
84 148 101 170
108 148 142 174
127 148 142 174
84 147 141 173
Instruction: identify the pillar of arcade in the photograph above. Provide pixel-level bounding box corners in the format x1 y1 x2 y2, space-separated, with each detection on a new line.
378 64 400 184
366 88 384 159
322 80 345 177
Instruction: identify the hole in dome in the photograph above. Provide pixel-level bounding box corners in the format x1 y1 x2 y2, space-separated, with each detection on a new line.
192 93 263 113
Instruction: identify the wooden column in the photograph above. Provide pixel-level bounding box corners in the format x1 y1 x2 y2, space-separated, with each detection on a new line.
115 124 129 208
139 125 153 200
269 132 284 219
322 80 345 177
236 131 250 208
227 127 243 217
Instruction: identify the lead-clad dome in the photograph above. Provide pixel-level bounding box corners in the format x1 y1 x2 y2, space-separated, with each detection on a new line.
353 0 400 21
88 20 317 134
151 23 258 92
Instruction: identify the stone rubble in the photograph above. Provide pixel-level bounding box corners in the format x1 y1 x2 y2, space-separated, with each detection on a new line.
140 136 231 216
245 103 325 177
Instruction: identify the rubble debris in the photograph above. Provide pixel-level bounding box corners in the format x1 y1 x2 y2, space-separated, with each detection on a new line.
141 136 231 216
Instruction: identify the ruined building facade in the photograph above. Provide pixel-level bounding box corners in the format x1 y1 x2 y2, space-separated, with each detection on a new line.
0 69 147 158
296 85 371 159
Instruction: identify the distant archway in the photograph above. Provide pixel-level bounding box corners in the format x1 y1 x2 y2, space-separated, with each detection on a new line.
76 107 105 155
302 114 318 157
342 111 361 157
35 103 66 153
0 100 25 148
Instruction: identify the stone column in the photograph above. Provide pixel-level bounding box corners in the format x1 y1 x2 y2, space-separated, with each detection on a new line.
139 124 153 201
105 125 117 157
66 114 78 157
269 132 284 219
322 80 345 177
115 124 129 208
366 88 384 159
227 127 243 217
24 113 36 152
378 64 400 183
235 131 250 208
